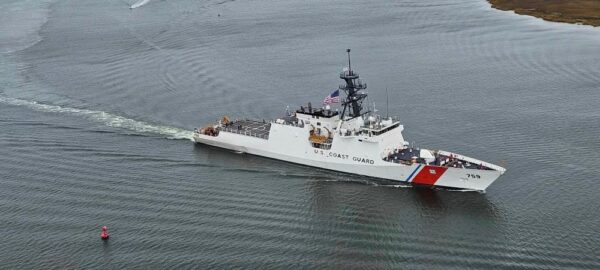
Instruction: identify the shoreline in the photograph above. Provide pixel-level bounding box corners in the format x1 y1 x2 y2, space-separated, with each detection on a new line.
488 0 600 27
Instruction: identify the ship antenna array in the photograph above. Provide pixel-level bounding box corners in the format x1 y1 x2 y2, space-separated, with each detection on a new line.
339 48 368 119
346 48 351 73
386 87 389 118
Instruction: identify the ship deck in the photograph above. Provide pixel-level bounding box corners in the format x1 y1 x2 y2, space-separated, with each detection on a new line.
221 119 271 140
384 148 494 170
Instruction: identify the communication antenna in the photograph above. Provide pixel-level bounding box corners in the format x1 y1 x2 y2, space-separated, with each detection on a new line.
385 87 389 118
346 48 351 72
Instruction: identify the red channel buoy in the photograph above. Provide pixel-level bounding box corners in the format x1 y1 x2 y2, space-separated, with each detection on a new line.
100 226 110 240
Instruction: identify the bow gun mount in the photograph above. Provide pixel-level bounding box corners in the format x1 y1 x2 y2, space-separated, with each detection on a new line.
340 49 368 119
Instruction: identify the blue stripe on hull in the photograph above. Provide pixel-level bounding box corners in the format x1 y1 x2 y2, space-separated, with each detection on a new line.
406 164 421 182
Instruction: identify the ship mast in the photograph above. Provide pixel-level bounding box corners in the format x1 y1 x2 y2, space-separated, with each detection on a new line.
339 49 368 120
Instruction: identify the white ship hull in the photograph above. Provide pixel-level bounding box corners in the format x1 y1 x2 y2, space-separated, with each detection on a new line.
193 120 505 191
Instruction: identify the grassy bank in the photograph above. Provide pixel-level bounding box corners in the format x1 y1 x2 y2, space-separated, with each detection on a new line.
489 0 600 27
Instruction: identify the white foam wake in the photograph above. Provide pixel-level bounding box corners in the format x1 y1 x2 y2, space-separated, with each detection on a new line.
0 96 193 141
130 0 151 9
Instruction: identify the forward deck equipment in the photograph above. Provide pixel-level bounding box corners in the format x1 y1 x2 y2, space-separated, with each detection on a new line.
194 50 506 191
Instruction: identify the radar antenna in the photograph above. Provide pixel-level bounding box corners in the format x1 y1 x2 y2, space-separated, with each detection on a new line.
347 48 352 73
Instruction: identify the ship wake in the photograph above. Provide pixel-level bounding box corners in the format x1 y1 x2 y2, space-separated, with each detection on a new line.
0 96 193 141
130 0 151 9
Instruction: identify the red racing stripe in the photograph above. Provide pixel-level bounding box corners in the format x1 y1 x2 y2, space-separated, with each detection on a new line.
412 165 448 185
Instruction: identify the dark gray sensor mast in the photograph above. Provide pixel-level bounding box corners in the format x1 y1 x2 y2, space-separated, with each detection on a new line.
339 49 368 119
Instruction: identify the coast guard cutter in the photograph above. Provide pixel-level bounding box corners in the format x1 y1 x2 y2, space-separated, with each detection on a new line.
194 50 506 191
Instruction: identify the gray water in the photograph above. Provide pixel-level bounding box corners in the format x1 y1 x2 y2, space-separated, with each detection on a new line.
1 0 599 269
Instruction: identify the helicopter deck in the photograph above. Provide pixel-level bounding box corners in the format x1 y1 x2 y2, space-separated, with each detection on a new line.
221 119 271 140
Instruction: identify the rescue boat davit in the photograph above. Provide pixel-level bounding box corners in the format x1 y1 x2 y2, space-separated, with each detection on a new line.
193 50 506 191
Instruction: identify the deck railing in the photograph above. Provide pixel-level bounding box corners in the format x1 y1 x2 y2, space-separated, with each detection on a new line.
274 120 304 128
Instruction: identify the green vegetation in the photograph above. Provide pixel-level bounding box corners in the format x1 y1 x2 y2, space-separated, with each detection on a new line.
489 0 600 27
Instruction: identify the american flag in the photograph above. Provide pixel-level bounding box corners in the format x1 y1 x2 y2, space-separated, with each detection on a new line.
323 89 341 104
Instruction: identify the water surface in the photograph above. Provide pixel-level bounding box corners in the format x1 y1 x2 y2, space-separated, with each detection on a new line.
1 0 599 269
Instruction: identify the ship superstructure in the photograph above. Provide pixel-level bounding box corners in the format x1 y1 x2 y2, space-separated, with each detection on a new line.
193 50 506 191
